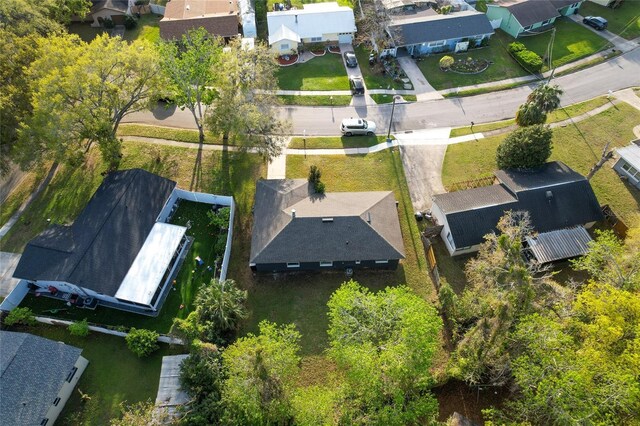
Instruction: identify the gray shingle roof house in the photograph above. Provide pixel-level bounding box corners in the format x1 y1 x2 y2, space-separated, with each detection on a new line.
386 9 494 56
486 0 584 38
431 161 603 256
250 179 405 272
0 331 89 426
13 169 191 316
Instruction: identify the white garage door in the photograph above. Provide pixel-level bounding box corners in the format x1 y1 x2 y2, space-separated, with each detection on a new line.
338 33 352 44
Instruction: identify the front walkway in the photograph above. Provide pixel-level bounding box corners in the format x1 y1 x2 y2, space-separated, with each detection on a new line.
396 56 444 101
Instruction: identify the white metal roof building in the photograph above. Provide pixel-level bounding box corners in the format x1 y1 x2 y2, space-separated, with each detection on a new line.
613 140 640 189
267 2 356 48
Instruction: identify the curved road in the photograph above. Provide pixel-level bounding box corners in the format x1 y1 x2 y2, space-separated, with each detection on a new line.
127 48 640 136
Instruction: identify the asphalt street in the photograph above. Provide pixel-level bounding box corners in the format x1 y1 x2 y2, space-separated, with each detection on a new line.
125 48 640 135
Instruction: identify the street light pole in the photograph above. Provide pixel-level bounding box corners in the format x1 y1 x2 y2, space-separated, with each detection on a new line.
387 95 400 143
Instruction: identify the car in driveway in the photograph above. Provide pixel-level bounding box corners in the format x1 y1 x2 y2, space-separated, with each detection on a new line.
341 118 376 136
349 76 365 95
343 51 358 68
583 16 608 30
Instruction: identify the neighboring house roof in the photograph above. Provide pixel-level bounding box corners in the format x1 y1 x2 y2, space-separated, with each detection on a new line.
380 0 417 11
250 179 405 264
269 24 301 44
90 0 129 14
525 226 592 263
13 169 176 296
616 140 640 168
490 0 560 27
433 161 603 248
548 0 580 9
160 0 240 39
267 2 356 43
0 331 83 426
388 10 494 46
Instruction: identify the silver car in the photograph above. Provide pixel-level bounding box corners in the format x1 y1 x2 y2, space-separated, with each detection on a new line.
340 118 376 136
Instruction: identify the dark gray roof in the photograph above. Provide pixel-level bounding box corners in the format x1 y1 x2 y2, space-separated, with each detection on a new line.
433 162 603 248
0 331 83 426
493 0 560 27
250 179 405 264
91 0 129 14
13 169 176 296
388 10 494 46
548 0 578 9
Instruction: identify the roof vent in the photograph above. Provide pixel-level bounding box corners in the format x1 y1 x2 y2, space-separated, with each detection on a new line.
322 217 334 223
186 4 190 10
291 209 296 219
367 212 371 224
546 190 553 200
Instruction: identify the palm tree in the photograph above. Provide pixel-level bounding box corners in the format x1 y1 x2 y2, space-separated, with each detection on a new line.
195 279 248 340
527 83 563 114
515 102 546 127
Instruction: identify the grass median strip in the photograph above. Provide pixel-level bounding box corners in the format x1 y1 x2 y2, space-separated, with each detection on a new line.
370 94 417 104
278 95 352 106
288 135 390 150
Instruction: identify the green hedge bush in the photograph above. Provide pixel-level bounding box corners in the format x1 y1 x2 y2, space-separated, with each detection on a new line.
508 42 543 73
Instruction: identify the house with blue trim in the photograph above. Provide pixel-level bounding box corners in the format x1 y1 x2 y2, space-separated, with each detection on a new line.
486 0 584 38
386 9 494 56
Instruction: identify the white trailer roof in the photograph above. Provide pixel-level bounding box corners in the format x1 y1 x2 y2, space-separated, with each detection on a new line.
267 2 355 42
116 222 187 306
616 142 640 169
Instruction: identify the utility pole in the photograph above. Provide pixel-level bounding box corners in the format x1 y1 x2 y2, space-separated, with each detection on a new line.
547 27 556 83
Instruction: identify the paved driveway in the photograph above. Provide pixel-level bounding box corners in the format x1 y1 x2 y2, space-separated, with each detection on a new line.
0 252 21 298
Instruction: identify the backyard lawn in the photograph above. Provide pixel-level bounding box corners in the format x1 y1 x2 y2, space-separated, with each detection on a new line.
579 1 640 40
67 22 105 42
277 53 349 90
288 135 389 149
122 13 162 44
519 18 613 71
232 150 433 356
353 45 408 90
441 103 640 224
7 142 265 333
15 324 185 426
417 30 530 90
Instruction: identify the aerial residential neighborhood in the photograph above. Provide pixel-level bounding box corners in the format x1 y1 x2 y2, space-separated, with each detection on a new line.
0 0 639 424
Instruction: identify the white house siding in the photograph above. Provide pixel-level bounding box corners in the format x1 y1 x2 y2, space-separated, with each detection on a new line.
43 356 89 425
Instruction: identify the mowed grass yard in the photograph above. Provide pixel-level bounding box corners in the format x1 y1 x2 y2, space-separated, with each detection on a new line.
288 135 390 149
5 141 265 334
231 150 433 356
18 324 185 426
353 45 407 90
277 53 349 90
519 18 613 71
442 102 640 225
579 1 640 40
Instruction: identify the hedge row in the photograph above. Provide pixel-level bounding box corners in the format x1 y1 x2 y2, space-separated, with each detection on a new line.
508 42 543 73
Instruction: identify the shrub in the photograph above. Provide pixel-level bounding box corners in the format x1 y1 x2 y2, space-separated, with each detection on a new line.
496 125 552 170
68 319 90 337
439 55 454 70
3 307 37 326
125 328 159 357
100 17 115 29
124 15 138 30
508 42 543 73
308 165 325 194
207 206 231 230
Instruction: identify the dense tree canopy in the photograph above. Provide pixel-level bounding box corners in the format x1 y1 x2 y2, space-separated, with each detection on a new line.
221 321 301 425
206 37 289 160
515 83 563 126
18 33 165 171
159 28 221 145
325 280 442 425
496 124 553 170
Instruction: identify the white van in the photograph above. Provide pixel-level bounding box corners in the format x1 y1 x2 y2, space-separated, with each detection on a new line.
340 118 377 136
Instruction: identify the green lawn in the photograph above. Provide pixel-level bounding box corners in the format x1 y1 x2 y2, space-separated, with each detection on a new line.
278 95 352 106
277 53 349 90
122 13 161 44
67 22 105 42
6 142 265 333
442 103 640 224
449 96 610 137
234 150 433 355
117 124 224 145
371 94 417 104
353 45 407 90
417 30 530 90
579 1 640 40
519 18 613 71
288 135 389 149
15 324 185 426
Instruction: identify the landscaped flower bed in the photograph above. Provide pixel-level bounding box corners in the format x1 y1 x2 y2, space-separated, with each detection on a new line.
277 54 298 66
444 57 491 74
310 49 326 56
328 45 341 54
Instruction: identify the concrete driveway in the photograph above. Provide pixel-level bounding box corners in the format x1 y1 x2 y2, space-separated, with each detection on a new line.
0 252 21 298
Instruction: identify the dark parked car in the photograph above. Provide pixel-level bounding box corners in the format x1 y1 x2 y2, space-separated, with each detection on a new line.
349 76 365 95
343 51 358 68
583 16 608 30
